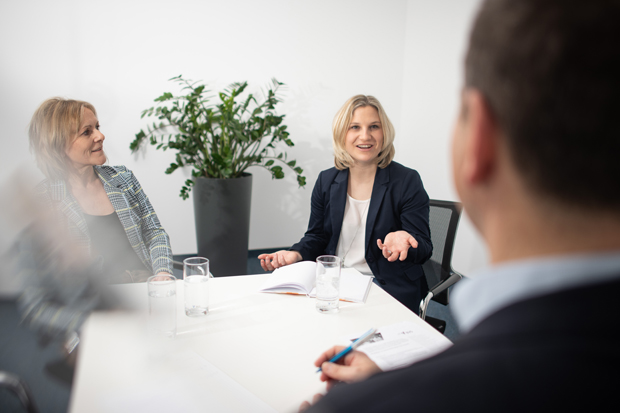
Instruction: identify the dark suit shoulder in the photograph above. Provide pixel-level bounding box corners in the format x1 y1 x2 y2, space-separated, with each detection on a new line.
312 167 347 197
383 161 422 182
468 276 620 340
380 162 427 204
316 166 342 184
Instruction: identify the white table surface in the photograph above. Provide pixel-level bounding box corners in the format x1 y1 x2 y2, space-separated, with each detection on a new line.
69 274 449 413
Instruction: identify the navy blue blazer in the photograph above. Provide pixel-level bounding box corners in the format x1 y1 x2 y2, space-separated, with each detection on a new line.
291 162 432 311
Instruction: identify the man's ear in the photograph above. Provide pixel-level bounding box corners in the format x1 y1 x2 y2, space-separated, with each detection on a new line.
461 89 499 185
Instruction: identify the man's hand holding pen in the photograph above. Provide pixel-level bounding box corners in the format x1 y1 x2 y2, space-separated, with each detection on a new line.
299 345 382 411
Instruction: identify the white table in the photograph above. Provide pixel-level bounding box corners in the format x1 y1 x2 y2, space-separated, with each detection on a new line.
69 274 449 413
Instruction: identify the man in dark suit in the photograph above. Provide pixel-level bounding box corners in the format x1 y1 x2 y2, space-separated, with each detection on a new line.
303 0 620 411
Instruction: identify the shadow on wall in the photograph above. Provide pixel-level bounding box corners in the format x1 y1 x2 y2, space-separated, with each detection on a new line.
249 81 339 250
249 139 332 249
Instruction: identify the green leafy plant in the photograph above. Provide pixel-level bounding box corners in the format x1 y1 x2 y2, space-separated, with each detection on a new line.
130 75 306 199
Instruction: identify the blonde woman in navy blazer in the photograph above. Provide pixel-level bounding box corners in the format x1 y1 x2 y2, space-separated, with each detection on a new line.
259 95 432 313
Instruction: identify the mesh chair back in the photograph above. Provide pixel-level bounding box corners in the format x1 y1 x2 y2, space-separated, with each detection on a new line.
422 200 462 306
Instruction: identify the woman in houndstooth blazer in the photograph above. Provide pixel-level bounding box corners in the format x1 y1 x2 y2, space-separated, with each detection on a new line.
15 97 174 353
27 97 173 279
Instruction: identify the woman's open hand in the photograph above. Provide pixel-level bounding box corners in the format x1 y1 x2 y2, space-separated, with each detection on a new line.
258 250 302 271
377 230 418 262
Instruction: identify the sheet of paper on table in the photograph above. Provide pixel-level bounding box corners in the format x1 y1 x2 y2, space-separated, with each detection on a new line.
343 321 453 371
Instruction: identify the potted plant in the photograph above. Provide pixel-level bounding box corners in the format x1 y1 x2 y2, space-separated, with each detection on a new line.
130 75 306 276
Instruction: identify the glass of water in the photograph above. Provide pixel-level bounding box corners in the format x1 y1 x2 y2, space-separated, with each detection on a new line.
147 274 177 339
315 255 341 314
183 257 210 317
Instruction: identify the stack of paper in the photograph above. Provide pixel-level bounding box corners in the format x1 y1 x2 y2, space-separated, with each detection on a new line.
343 322 453 370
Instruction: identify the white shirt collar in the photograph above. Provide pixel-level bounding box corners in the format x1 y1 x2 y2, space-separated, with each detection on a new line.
451 252 620 334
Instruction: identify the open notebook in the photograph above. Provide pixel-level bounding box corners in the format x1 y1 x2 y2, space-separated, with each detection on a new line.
258 261 373 303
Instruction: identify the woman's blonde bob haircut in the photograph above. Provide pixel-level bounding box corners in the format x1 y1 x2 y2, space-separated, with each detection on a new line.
29 97 98 180
332 95 395 170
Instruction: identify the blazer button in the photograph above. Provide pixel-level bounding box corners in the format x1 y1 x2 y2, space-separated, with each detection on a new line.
379 279 386 285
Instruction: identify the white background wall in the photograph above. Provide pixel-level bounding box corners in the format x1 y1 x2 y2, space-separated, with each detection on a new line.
0 0 487 290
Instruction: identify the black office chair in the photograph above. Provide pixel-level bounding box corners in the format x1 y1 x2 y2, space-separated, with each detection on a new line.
0 371 39 413
419 200 464 334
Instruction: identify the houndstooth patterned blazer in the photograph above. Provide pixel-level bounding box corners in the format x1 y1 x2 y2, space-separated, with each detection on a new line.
34 165 174 275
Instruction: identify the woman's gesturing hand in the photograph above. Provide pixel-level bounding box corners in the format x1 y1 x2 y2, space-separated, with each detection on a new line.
258 250 302 271
377 230 418 262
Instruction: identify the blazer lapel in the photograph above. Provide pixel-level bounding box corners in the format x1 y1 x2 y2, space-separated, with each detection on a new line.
365 165 389 252
330 169 349 244
96 167 150 269
96 167 131 227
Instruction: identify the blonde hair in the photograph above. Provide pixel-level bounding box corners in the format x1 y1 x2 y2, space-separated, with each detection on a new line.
29 97 98 179
332 95 395 170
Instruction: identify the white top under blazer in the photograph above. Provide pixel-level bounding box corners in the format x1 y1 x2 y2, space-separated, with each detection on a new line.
336 195 373 275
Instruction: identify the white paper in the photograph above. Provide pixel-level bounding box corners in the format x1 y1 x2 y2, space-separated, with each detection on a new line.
259 261 316 294
343 321 453 371
338 268 373 303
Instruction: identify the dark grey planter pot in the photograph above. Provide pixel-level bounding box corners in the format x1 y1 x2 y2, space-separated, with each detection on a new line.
192 173 252 276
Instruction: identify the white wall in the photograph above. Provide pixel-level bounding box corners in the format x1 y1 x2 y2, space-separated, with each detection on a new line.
398 0 488 275
0 0 487 289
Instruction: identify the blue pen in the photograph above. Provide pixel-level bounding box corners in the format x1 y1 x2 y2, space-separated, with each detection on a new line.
316 328 377 373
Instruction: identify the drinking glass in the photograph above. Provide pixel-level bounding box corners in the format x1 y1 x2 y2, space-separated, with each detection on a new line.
183 257 210 317
147 274 177 338
315 255 341 313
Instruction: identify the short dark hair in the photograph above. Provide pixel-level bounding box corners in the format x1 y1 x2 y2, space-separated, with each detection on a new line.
465 0 620 211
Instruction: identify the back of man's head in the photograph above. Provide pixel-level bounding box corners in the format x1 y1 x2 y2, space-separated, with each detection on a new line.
465 0 620 213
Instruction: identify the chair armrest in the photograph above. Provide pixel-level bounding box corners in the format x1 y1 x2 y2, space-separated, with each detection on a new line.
419 271 463 321
429 271 463 297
